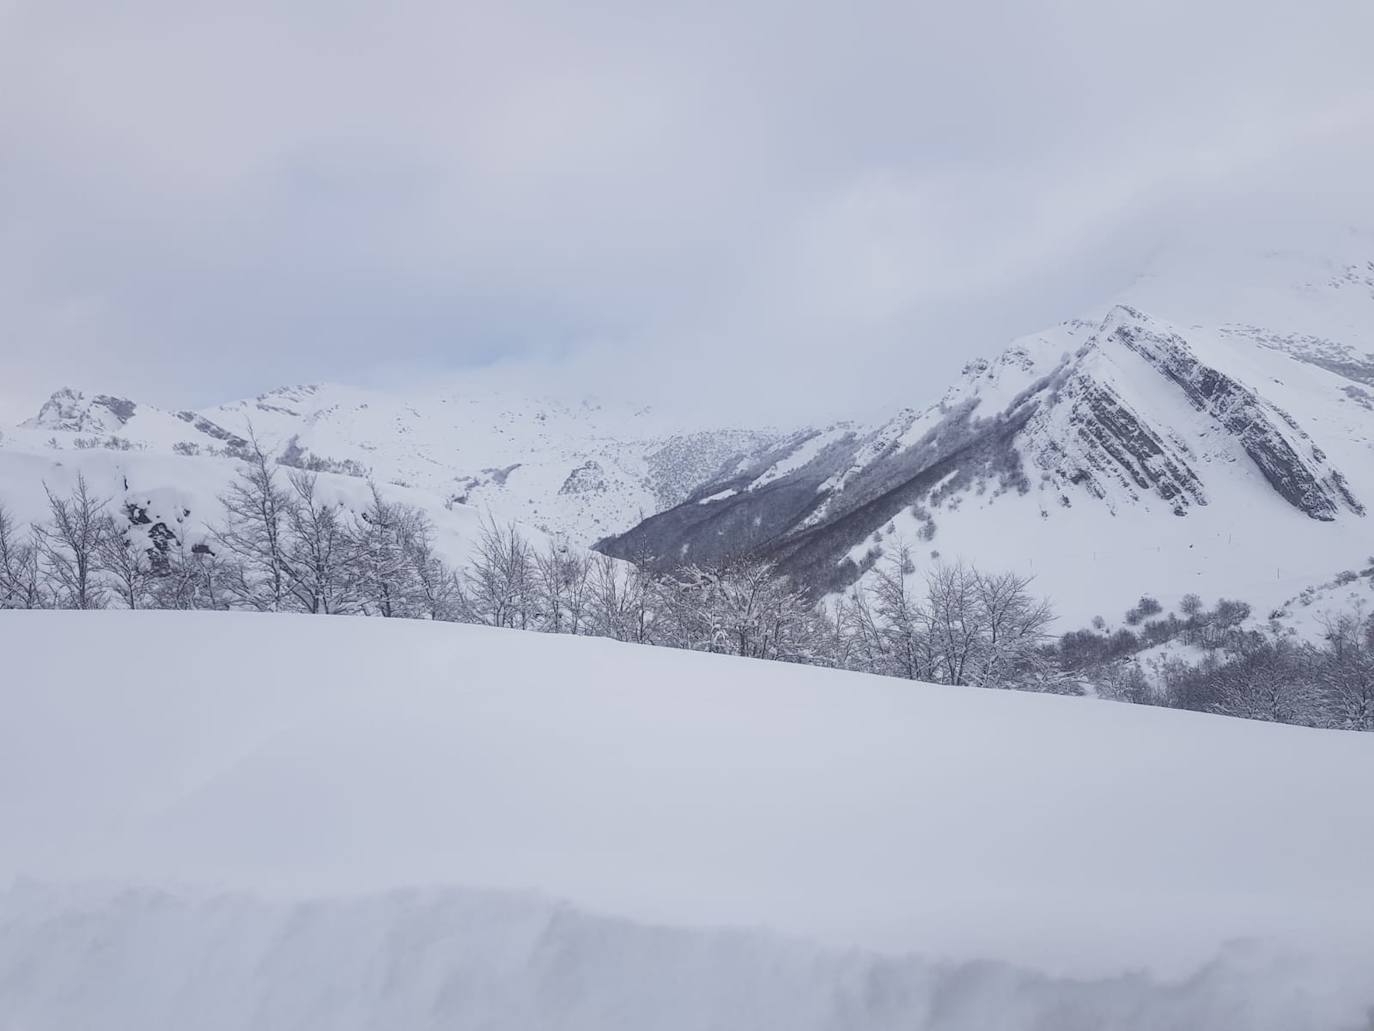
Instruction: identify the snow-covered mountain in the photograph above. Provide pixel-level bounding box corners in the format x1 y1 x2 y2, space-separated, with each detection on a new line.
5 382 787 549
5 230 1373 627
0 378 793 584
602 234 1374 626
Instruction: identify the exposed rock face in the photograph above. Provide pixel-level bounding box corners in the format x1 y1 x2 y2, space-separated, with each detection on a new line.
559 461 607 495
175 411 249 451
22 388 248 453
96 395 138 424
24 389 138 433
1107 309 1363 520
600 305 1369 594
1058 377 1206 515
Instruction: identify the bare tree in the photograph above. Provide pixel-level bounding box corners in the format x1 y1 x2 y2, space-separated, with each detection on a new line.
215 433 296 611
404 519 464 621
96 512 155 609
0 503 45 609
1212 636 1322 725
283 470 359 614
466 517 536 628
150 536 201 611
869 544 928 679
925 562 982 685
968 569 1056 688
660 558 823 662
561 551 592 635
836 588 889 675
35 474 110 610
587 552 650 642
352 483 421 617
1092 662 1157 704
837 556 1055 688
653 565 712 651
1318 611 1374 731
692 559 776 656
151 537 230 611
532 539 591 634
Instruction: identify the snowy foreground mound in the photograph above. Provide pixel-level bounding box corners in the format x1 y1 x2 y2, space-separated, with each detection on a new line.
3 883 1369 1031
2 611 1372 1028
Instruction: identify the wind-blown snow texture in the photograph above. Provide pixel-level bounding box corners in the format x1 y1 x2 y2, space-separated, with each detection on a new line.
1 611 1372 1028
2 882 1369 1031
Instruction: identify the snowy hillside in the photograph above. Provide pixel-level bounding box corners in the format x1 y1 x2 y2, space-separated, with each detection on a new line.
1 611 1372 1028
5 382 786 547
6 232 1374 627
0 445 557 578
603 236 1374 626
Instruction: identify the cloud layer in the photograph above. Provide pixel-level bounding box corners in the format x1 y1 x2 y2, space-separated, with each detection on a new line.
3 0 1372 422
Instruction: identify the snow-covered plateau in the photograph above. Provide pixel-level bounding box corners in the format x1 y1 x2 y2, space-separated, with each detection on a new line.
1 610 1372 1029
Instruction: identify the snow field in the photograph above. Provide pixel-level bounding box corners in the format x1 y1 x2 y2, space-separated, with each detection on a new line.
1 609 1372 1028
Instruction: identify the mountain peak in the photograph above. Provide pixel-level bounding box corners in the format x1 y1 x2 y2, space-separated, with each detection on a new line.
22 388 139 434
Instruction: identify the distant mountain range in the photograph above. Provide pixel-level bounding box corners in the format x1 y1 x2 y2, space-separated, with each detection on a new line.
5 230 1373 627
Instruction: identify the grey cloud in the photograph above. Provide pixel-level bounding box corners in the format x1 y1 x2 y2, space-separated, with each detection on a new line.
2 0 1372 422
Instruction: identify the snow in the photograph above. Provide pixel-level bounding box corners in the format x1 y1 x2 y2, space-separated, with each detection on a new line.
3 382 784 547
1 610 1372 1026
1122 225 1374 355
598 234 1366 629
1267 566 1374 639
817 299 1374 628
2 883 1369 1031
745 426 849 491
8 232 1373 635
0 446 562 574
696 486 738 504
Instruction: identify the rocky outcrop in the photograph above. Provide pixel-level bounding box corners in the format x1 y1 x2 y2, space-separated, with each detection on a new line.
1108 307 1363 520
174 411 249 451
23 389 138 433
1055 376 1207 516
559 461 607 495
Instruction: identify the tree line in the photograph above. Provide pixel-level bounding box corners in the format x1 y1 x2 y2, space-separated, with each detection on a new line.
1058 587 1374 732
0 446 1059 678
2 444 1370 732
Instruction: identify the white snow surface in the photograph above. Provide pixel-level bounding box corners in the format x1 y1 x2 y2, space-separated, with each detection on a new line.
2 882 1369 1031
0 446 561 575
4 382 782 547
2 611 1372 1027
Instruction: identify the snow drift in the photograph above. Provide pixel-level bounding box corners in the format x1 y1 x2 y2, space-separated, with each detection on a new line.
3 882 1370 1031
1 611 1372 1027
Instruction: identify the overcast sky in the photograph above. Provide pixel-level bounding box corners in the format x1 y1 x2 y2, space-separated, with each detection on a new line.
3 0 1373 424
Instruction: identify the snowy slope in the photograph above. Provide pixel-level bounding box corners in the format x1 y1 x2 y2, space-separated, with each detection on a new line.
1265 561 1374 640
0 445 556 576
603 237 1374 627
7 230 1374 626
1 611 1371 1027
2 885 1369 1031
6 382 786 547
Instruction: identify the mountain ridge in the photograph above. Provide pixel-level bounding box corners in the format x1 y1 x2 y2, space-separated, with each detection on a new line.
600 236 1374 624
6 235 1374 627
